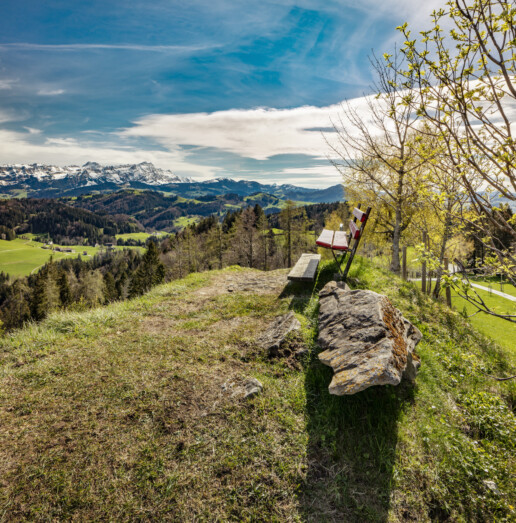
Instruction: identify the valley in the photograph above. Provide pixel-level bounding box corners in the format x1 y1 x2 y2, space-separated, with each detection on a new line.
0 237 145 277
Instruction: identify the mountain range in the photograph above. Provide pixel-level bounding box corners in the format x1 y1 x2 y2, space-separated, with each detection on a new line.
0 161 190 188
0 162 343 203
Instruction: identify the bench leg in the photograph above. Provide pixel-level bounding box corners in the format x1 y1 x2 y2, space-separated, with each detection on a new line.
331 250 348 277
342 236 363 282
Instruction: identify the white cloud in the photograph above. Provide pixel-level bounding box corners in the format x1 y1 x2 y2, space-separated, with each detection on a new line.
0 79 16 90
0 43 220 53
0 109 26 124
120 95 381 161
270 165 342 188
0 128 220 179
45 137 78 145
37 88 66 96
121 105 336 160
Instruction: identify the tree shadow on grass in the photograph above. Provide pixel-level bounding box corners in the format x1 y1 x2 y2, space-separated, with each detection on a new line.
281 261 415 522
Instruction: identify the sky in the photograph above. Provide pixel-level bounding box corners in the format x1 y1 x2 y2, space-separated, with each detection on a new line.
0 0 446 187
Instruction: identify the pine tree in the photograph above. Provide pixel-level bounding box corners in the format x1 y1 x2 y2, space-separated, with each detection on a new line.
58 271 72 307
31 261 60 321
103 272 117 302
129 241 165 297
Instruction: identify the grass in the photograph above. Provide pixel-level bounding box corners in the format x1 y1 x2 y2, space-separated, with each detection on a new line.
0 238 72 277
115 232 168 241
371 246 420 272
0 261 514 520
0 238 144 277
469 277 516 298
172 216 200 228
451 287 516 354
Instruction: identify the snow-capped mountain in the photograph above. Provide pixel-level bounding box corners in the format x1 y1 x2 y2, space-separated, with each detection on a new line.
0 161 192 188
0 161 344 203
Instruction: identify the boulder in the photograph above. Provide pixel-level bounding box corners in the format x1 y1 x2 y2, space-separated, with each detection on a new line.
317 282 422 395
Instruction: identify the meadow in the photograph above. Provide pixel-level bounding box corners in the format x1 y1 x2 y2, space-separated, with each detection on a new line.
115 231 168 242
0 259 513 520
0 238 73 277
451 286 516 354
0 238 143 278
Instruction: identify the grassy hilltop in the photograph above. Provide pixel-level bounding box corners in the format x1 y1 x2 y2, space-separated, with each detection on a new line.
0 259 514 521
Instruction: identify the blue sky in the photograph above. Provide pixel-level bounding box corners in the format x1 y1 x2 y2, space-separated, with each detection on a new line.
0 0 444 187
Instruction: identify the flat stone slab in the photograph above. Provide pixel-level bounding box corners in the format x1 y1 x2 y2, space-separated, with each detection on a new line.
257 311 302 358
288 254 321 282
317 282 422 395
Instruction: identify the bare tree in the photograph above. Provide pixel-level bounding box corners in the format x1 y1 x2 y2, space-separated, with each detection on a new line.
327 53 427 274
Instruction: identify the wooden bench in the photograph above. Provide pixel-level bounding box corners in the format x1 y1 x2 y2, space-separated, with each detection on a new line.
315 205 371 281
288 253 321 282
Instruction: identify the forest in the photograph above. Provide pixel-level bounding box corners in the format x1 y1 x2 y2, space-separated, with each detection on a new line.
65 190 289 231
0 201 347 331
0 198 140 245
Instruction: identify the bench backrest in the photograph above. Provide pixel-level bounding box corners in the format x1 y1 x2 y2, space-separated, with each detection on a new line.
352 207 368 222
349 220 360 240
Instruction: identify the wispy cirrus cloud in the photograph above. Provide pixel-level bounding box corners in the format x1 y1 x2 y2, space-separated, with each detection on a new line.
0 43 221 53
0 78 17 89
37 88 66 96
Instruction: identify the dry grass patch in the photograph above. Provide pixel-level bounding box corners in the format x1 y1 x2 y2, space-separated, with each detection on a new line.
0 268 308 521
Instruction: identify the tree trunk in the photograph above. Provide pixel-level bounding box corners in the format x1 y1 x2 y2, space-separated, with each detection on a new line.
390 204 402 274
218 227 223 270
433 213 452 299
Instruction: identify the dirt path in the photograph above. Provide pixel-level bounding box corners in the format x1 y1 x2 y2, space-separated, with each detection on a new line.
193 268 289 298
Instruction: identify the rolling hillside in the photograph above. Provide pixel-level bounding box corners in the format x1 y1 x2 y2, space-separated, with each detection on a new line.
0 259 514 520
0 198 141 244
65 190 310 231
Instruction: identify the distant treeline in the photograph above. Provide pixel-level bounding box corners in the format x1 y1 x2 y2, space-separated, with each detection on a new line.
65 190 288 231
0 201 349 331
0 198 140 245
160 201 350 278
0 244 164 331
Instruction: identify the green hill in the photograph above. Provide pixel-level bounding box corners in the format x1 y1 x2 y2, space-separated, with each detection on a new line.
0 260 514 520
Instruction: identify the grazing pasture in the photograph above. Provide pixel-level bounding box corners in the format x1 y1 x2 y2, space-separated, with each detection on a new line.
0 238 143 277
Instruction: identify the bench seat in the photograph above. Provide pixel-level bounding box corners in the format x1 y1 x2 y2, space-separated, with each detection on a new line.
287 253 321 282
316 229 349 251
332 231 349 251
315 229 334 249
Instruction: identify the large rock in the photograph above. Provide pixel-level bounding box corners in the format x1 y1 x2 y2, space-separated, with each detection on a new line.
318 282 422 395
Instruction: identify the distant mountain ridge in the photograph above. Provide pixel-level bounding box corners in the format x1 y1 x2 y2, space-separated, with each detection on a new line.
0 161 191 189
0 162 344 203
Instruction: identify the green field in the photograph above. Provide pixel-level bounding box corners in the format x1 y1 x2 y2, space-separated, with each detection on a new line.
451 287 516 353
0 239 74 277
470 277 516 298
115 231 168 241
0 239 144 278
172 216 200 228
